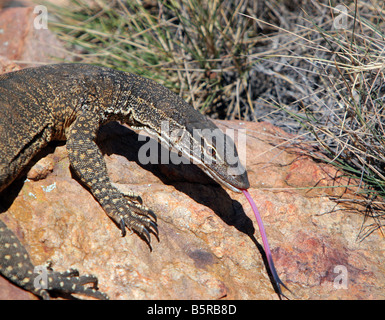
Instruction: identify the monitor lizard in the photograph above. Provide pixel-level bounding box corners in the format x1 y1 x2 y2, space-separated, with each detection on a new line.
0 63 249 299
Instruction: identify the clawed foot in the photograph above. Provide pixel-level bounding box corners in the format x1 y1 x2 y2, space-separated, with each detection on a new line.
118 200 159 246
101 187 159 249
34 267 108 300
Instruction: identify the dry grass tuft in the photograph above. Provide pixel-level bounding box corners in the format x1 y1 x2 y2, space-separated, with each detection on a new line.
245 0 385 239
49 0 262 119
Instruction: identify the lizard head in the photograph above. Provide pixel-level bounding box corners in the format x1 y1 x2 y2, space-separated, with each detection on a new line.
141 119 250 193
124 75 250 193
184 120 250 193
132 110 249 193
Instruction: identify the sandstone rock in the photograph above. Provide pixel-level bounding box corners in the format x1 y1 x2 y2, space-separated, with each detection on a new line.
1 118 384 300
0 55 20 73
0 6 67 66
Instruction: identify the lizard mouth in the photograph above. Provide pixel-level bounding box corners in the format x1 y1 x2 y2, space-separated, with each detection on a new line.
197 163 246 193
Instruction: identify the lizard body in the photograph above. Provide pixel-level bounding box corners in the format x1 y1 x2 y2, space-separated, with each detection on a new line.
0 64 249 299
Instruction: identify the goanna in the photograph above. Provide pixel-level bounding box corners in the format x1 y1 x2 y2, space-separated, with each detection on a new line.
0 64 249 299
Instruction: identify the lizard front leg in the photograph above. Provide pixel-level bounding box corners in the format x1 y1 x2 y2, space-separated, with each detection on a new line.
66 112 158 245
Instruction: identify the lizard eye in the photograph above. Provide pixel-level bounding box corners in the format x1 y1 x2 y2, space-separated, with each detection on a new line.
207 147 216 157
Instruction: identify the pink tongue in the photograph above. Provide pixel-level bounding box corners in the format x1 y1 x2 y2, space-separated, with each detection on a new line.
242 189 287 296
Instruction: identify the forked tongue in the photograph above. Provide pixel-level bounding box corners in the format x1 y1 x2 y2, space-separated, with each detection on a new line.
242 189 290 298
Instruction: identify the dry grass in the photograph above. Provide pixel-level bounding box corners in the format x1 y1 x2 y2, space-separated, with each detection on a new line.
48 0 262 119
245 0 385 239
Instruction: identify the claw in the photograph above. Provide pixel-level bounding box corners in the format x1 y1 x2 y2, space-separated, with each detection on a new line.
149 221 159 242
142 227 151 245
119 218 126 237
140 227 153 251
147 209 157 222
149 220 158 234
127 194 143 204
136 195 143 204
112 183 143 204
